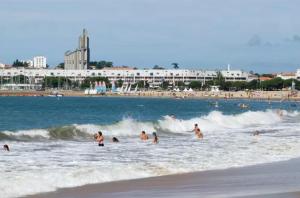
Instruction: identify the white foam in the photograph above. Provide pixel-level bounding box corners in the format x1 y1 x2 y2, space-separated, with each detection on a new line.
0 109 288 139
1 109 300 198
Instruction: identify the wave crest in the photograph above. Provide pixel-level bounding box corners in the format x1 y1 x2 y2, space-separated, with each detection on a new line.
0 109 294 141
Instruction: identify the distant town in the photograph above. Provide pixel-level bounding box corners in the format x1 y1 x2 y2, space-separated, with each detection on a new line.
0 29 299 92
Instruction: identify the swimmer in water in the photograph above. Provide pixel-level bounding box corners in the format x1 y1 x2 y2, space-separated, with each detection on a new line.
3 144 9 151
152 132 159 144
95 131 104 146
195 128 203 139
140 131 149 141
277 109 283 117
193 124 200 134
112 137 119 143
253 131 260 136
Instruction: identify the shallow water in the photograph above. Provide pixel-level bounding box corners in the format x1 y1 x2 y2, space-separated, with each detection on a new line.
0 97 299 198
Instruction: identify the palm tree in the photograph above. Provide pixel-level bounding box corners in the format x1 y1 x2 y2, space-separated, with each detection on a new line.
172 63 179 69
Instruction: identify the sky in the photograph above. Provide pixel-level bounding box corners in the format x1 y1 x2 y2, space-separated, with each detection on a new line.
1 0 300 73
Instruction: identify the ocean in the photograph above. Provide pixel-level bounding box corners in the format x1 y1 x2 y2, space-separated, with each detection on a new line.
0 97 299 198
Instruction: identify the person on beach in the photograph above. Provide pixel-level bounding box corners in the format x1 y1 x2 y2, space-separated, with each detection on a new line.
3 144 9 151
152 132 159 144
140 131 149 141
195 128 203 139
95 131 104 146
112 137 119 143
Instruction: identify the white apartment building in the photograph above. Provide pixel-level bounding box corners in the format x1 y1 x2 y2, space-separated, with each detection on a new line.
0 68 249 87
33 56 47 68
296 69 300 80
276 72 297 80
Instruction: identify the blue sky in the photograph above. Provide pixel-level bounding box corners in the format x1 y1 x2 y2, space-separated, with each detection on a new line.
1 0 300 72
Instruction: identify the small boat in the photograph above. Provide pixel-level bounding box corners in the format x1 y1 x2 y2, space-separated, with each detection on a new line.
48 91 63 97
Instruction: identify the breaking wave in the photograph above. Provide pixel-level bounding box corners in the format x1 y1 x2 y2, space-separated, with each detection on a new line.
0 109 295 141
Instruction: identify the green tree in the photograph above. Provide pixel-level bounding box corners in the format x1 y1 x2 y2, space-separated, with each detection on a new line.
172 63 179 69
89 61 113 69
189 81 202 89
116 79 123 88
56 63 64 69
161 81 169 89
12 59 28 67
43 77 72 89
134 81 149 89
153 65 164 70
261 77 283 90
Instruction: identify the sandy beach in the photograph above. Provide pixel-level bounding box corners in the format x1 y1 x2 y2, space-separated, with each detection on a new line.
26 158 300 198
0 90 299 101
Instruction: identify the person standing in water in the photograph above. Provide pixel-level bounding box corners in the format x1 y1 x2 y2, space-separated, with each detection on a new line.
253 131 260 136
112 137 119 143
152 132 159 144
95 131 104 146
195 128 203 139
193 124 200 134
3 144 9 151
140 131 149 141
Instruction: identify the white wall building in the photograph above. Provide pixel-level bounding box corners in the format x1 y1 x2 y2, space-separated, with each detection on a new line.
33 56 47 68
0 63 5 68
276 72 297 80
296 69 300 80
0 68 249 88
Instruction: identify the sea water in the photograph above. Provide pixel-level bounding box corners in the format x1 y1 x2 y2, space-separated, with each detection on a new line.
0 97 299 198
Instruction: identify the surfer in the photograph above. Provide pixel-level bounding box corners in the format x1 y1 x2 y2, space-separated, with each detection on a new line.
153 132 159 144
140 131 149 141
112 137 119 143
3 144 9 151
195 128 203 139
95 131 104 146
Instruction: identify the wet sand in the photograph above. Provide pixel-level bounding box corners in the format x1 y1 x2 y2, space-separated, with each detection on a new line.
26 158 300 198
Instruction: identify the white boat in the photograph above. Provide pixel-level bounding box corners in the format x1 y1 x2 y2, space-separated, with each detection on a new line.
48 93 63 97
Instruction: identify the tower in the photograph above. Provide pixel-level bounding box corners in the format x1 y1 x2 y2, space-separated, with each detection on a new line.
64 29 90 70
78 29 90 70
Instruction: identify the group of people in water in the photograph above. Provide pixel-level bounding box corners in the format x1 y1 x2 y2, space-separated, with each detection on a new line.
94 131 120 146
94 130 160 146
93 123 203 147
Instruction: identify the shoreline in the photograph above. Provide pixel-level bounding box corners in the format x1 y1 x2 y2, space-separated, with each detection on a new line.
0 90 299 101
25 158 300 198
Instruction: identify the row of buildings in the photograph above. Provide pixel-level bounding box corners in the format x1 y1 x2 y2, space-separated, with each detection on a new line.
0 66 249 86
0 29 299 90
0 67 299 87
0 56 47 69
